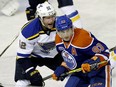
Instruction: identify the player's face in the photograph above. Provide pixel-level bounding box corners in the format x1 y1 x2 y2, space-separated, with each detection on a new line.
57 28 73 42
43 15 55 29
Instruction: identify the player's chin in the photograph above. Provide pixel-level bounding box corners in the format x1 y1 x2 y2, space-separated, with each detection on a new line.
63 38 70 42
47 24 54 29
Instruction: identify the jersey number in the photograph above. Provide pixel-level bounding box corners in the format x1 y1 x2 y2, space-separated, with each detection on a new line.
19 40 26 49
92 43 104 53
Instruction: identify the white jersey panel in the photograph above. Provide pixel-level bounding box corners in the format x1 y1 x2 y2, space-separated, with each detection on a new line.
32 31 58 58
17 31 58 58
17 33 34 57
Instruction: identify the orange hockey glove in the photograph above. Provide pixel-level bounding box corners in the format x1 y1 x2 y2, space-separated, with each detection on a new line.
52 74 58 80
81 63 91 73
52 66 68 81
81 56 107 73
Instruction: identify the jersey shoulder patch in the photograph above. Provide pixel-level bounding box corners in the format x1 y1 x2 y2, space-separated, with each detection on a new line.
72 28 93 48
21 18 42 40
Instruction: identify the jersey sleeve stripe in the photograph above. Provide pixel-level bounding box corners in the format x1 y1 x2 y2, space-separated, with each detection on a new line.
67 11 80 22
27 33 40 40
95 53 109 60
70 15 80 23
68 10 79 18
17 53 31 58
21 21 31 31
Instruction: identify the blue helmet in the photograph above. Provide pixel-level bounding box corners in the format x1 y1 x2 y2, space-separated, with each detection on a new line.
55 15 72 31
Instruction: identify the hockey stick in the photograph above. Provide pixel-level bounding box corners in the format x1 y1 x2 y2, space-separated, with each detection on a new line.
43 46 116 81
109 46 116 52
0 35 18 57
60 46 116 77
43 74 53 81
43 60 108 81
60 60 107 77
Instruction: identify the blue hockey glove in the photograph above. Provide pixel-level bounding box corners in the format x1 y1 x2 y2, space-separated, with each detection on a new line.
52 66 68 81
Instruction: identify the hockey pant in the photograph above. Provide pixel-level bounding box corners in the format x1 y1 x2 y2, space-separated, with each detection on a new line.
65 65 111 87
14 53 63 81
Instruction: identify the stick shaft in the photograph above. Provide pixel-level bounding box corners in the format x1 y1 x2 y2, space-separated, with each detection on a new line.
43 75 52 81
0 35 18 57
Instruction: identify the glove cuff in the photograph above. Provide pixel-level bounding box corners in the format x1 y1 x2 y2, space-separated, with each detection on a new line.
54 66 68 75
52 74 58 80
53 66 68 81
91 56 108 69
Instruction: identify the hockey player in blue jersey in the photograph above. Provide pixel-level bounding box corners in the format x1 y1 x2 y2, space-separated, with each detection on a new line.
52 15 112 87
15 0 83 86
26 0 82 28
14 2 63 86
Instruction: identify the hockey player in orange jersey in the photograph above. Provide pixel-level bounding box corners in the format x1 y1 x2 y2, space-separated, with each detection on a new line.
52 15 112 87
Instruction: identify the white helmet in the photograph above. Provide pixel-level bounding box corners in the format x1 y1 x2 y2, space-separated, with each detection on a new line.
36 1 56 19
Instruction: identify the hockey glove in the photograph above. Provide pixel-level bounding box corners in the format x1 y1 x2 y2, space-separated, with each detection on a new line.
52 66 68 81
17 58 44 86
25 7 36 21
26 69 44 86
81 56 107 73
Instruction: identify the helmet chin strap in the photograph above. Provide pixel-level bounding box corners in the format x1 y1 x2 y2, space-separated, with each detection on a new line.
39 17 46 27
39 18 52 32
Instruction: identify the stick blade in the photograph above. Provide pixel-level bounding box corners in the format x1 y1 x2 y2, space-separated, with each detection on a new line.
109 46 116 51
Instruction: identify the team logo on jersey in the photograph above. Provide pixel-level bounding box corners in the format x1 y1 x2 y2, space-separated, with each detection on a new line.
62 50 77 70
38 41 55 54
58 47 65 51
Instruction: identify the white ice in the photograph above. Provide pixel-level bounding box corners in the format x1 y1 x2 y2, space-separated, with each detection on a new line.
0 0 116 87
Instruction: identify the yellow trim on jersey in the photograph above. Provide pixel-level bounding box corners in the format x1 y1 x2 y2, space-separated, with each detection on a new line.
21 20 32 30
51 28 56 30
16 55 32 60
39 31 44 33
27 31 45 40
27 28 56 40
71 15 80 22
16 56 19 60
27 33 40 40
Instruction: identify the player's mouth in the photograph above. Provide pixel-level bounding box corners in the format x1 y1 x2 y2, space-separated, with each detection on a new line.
47 24 53 28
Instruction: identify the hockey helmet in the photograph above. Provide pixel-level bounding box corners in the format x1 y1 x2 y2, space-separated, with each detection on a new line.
55 15 72 31
36 1 56 19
